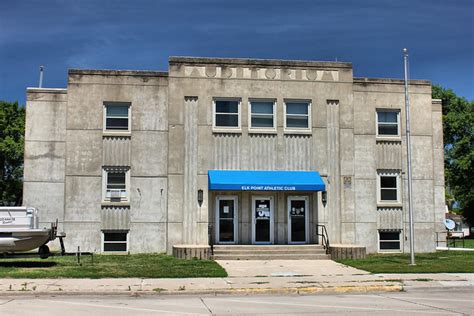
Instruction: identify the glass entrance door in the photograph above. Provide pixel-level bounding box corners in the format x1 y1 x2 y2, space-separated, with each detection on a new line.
216 196 238 244
288 196 309 244
252 196 273 244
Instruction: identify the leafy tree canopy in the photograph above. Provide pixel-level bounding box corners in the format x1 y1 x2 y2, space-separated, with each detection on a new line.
432 85 474 226
0 101 25 205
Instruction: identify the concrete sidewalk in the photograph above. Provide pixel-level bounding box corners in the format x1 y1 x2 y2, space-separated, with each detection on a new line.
1 260 473 296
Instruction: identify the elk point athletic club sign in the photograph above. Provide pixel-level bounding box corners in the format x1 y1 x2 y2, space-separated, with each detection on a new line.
241 185 297 191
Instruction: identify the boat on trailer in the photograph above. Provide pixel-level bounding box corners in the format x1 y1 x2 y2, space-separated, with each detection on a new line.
0 207 58 258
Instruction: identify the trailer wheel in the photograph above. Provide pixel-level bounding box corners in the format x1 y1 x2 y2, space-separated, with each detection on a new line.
38 245 50 259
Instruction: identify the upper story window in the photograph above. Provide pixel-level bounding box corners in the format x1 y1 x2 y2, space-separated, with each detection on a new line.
213 99 241 130
103 167 130 203
249 100 276 131
376 110 400 137
284 100 311 131
104 102 131 132
377 171 400 204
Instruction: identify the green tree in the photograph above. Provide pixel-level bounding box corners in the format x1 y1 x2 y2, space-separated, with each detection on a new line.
0 101 25 205
432 85 474 227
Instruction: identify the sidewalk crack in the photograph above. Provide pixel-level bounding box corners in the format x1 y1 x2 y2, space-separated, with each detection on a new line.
200 297 213 315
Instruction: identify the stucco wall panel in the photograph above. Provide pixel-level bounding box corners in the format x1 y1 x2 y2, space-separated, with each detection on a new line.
376 141 402 170
24 141 65 182
131 131 168 177
64 176 101 222
130 177 167 222
213 134 241 169
102 136 131 166
23 182 64 223
25 99 66 142
101 207 130 230
66 130 102 176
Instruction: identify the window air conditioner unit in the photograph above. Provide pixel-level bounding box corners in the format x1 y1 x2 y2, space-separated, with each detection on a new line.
109 189 123 199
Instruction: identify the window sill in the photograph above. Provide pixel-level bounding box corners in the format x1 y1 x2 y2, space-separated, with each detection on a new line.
376 136 401 142
377 202 402 208
212 128 242 134
284 129 312 135
103 131 132 137
378 250 402 253
101 202 130 207
248 129 277 135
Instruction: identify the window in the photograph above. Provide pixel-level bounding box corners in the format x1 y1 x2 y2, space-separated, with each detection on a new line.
103 231 128 252
378 172 400 203
104 102 131 132
213 99 240 129
378 230 401 252
103 168 130 202
249 100 276 130
285 100 310 130
377 110 400 137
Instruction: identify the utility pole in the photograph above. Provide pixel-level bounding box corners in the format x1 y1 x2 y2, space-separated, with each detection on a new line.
403 48 416 265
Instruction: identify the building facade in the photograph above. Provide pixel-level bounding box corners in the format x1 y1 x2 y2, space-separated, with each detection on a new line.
23 57 445 254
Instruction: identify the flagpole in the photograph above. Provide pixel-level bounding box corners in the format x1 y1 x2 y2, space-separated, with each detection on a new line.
403 48 416 265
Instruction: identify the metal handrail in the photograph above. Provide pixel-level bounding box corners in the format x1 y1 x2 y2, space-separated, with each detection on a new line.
316 224 330 254
208 223 214 256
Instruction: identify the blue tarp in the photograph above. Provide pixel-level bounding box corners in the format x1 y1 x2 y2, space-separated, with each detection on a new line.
208 170 326 191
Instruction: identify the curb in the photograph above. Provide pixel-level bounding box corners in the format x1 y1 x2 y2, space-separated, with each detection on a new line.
0 284 403 297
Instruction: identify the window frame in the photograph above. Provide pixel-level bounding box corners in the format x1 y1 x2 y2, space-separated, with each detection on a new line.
102 167 130 203
377 171 401 205
284 99 312 133
248 99 277 133
378 230 402 253
102 230 129 253
103 102 131 133
212 98 241 132
376 109 401 138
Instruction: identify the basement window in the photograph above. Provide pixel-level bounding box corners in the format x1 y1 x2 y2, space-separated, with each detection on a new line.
102 231 128 252
378 230 401 252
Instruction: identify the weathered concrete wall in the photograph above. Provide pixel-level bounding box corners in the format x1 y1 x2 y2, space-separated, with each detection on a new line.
353 79 445 253
23 88 67 246
63 70 168 253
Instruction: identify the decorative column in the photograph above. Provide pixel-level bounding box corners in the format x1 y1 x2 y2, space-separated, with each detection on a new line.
327 100 342 243
183 96 198 244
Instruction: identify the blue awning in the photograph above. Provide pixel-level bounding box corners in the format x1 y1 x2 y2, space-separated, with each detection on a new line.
208 170 326 191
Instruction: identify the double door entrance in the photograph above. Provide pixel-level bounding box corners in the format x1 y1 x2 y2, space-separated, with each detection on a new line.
216 195 309 244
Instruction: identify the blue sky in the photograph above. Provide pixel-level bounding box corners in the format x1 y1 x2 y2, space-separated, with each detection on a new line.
1 0 473 104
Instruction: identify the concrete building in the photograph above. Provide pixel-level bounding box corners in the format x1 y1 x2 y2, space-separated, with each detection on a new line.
23 56 445 254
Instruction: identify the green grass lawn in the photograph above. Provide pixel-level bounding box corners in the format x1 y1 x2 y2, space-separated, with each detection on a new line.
0 254 227 279
337 250 474 273
449 238 474 248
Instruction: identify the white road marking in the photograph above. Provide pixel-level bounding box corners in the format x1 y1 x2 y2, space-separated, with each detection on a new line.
36 299 208 315
388 296 474 303
209 298 459 315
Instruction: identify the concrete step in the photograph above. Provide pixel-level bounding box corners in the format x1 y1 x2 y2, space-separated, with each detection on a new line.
212 244 329 260
213 249 327 255
213 253 330 260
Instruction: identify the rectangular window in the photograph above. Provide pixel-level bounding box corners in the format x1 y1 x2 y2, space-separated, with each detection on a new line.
378 172 400 203
377 110 400 137
379 230 401 252
103 168 129 202
285 101 310 130
104 102 131 132
213 99 240 129
249 100 275 130
103 231 128 252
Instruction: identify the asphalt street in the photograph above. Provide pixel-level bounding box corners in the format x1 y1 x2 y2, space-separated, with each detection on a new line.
0 289 472 315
